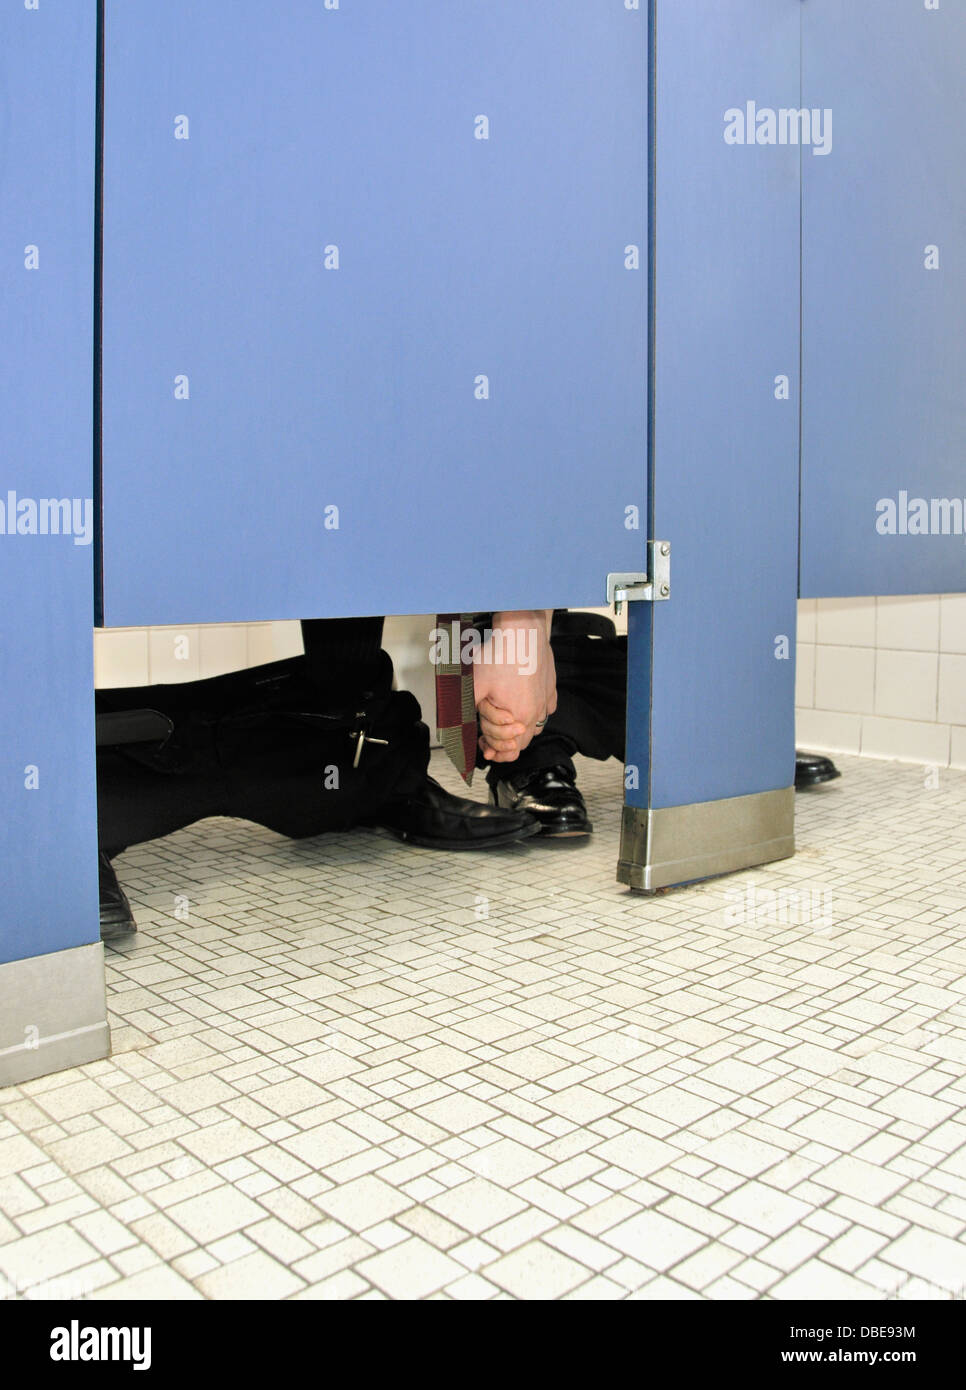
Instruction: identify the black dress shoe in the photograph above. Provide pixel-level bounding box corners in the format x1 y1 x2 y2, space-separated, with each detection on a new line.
363 776 541 850
795 750 842 789
99 852 137 938
489 765 592 838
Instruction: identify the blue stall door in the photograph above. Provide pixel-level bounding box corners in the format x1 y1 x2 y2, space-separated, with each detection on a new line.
101 1 648 626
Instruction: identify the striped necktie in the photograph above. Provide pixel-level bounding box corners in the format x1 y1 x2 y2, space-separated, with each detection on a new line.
434 613 477 783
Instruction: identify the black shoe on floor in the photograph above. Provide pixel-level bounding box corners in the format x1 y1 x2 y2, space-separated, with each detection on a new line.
99 852 137 938
795 750 841 789
489 765 593 838
363 776 541 850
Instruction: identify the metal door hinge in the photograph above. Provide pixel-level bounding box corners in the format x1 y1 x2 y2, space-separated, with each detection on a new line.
607 541 670 614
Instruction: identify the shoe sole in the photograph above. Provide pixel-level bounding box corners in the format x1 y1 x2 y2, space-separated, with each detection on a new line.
488 795 593 840
795 771 842 789
100 921 138 939
377 819 543 851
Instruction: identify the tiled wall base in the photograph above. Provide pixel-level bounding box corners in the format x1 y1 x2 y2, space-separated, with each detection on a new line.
796 595 966 770
796 710 966 771
0 944 109 1087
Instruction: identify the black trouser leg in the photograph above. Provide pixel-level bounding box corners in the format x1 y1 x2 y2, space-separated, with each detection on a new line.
98 748 226 858
299 617 429 799
98 617 430 854
299 617 386 694
483 733 579 787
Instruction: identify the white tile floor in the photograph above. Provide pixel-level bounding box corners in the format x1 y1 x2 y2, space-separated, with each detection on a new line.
2 753 965 1301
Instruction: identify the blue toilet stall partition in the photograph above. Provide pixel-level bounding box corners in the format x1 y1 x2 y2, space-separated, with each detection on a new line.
800 0 966 599
9 1 952 1086
0 2 107 1084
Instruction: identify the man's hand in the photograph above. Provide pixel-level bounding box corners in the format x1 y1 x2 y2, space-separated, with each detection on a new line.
474 610 557 763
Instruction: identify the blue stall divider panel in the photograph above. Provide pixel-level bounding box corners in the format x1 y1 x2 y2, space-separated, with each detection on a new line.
0 1 99 964
801 0 966 598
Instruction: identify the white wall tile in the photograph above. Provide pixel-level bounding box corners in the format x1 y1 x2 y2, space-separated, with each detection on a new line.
97 623 295 687
796 599 817 644
814 645 875 714
383 615 437 726
795 644 815 709
874 649 938 722
860 716 950 768
875 596 941 652
246 622 304 668
795 709 861 754
951 726 966 770
937 654 966 726
93 629 150 689
940 595 966 654
814 597 876 647
148 626 201 684
198 625 249 679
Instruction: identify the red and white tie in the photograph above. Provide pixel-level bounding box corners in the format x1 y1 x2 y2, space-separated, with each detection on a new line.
434 613 477 783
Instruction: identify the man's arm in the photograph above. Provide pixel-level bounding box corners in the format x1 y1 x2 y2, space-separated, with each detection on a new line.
474 609 557 763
